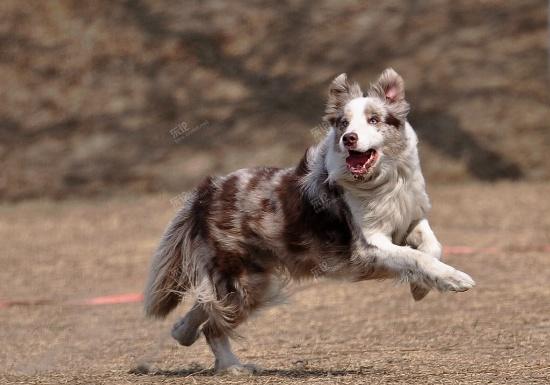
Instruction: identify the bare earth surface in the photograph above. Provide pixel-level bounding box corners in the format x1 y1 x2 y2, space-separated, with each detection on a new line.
1 183 549 384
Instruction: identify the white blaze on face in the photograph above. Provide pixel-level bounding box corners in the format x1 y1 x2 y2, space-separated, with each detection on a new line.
340 97 385 153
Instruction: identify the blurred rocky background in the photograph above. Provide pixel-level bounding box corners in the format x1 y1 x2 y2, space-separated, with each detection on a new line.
1 0 548 201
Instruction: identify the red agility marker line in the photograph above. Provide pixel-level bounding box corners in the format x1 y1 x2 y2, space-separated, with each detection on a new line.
444 246 498 255
0 293 144 309
77 293 144 306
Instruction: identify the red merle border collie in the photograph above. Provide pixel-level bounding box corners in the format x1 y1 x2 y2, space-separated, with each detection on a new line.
144 69 475 374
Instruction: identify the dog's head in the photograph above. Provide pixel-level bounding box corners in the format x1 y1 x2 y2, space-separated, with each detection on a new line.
324 68 411 183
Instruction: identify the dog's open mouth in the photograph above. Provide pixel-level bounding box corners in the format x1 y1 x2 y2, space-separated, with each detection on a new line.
345 149 378 176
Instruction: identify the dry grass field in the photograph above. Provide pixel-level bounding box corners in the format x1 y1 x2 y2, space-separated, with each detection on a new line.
1 183 549 384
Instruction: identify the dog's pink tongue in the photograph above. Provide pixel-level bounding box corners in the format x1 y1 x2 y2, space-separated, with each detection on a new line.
346 152 371 168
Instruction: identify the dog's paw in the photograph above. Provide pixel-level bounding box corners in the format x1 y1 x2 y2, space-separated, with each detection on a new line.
430 262 475 292
423 260 475 293
171 317 201 346
217 363 261 376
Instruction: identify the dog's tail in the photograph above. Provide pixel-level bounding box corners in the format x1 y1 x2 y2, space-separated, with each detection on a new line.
144 191 198 318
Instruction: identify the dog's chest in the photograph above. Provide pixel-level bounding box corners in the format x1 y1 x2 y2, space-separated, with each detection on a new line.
345 184 425 243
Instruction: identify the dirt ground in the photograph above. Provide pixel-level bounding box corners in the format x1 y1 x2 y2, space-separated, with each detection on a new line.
1 183 549 384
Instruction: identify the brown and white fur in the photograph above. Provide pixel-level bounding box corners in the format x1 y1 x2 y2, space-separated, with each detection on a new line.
144 69 475 374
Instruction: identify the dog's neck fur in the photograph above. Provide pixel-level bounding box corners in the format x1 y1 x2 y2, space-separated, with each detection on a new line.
300 122 431 243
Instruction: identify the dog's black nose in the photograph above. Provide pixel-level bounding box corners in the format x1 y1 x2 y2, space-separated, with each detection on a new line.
342 132 358 148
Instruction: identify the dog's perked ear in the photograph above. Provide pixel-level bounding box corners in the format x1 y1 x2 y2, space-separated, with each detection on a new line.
368 68 410 120
324 73 363 123
368 68 405 103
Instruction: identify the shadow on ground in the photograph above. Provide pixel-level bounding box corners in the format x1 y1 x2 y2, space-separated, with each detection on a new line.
130 365 383 378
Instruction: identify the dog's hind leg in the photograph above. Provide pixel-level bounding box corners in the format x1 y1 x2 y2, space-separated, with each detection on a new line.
199 270 273 374
203 323 259 375
171 302 208 346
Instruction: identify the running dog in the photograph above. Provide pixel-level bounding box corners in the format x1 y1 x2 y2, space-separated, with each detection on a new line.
144 68 475 374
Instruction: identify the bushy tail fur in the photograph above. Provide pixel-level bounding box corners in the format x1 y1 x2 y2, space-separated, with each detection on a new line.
144 184 284 337
144 193 197 318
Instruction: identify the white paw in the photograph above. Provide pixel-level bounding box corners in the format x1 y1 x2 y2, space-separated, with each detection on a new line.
217 363 260 376
419 241 442 261
429 261 475 292
428 244 443 260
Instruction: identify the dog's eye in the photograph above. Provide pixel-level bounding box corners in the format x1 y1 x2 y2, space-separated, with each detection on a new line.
368 116 379 125
340 119 349 128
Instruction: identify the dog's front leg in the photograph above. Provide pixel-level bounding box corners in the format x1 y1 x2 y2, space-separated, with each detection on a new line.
356 232 474 294
405 219 442 301
406 219 442 259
